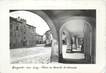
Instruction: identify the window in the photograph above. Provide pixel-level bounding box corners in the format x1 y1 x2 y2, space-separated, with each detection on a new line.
24 36 26 39
10 24 12 29
24 31 26 34
16 26 19 30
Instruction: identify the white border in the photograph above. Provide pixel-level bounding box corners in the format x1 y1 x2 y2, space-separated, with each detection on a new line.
0 0 106 73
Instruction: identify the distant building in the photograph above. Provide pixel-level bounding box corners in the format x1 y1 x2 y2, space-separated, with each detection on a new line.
10 16 39 49
35 33 43 44
43 30 53 46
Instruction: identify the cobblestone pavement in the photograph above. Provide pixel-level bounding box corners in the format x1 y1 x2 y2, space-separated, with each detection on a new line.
10 47 51 64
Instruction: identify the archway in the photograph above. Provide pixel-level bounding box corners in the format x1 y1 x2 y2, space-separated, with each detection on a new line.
59 16 95 64
10 10 57 40
10 10 58 63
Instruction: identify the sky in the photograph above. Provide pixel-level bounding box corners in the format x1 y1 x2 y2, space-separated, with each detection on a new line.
10 11 50 35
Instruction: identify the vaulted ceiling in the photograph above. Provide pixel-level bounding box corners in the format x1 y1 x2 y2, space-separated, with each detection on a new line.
44 10 96 30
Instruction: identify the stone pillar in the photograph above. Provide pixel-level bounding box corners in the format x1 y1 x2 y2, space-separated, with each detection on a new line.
76 37 79 50
66 33 71 49
72 36 77 50
51 38 58 62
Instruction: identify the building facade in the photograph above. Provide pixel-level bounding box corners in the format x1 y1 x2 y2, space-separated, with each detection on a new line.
10 17 39 49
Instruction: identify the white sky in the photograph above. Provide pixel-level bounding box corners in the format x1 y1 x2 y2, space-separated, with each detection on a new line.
10 11 50 35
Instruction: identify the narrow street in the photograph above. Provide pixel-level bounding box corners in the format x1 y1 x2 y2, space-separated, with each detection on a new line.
10 46 51 64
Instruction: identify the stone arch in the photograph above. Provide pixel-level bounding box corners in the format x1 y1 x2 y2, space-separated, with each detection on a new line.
10 10 58 40
59 16 95 63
